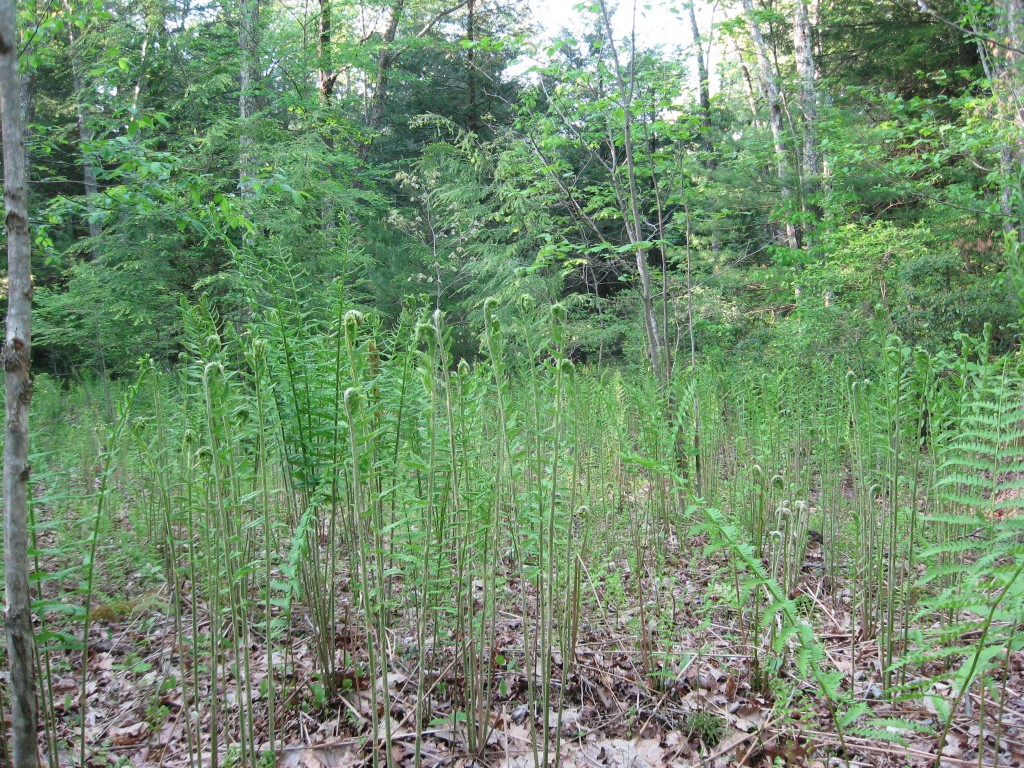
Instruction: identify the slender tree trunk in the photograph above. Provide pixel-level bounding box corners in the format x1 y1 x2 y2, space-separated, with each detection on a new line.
363 0 469 157
73 81 100 244
0 0 40 764
366 0 404 137
736 43 763 129
688 1 716 174
318 0 338 229
239 0 260 195
995 0 1024 235
741 0 798 249
997 0 1023 119
131 1 166 112
598 0 666 384
318 0 336 100
793 0 820 240
465 0 481 134
688 4 710 119
64 1 101 256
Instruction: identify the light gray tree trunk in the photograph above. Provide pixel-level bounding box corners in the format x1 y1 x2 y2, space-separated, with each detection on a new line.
793 0 820 234
995 0 1024 235
741 0 798 249
64 0 102 255
688 3 710 118
239 0 260 196
0 0 40 764
735 42 763 129
598 0 667 383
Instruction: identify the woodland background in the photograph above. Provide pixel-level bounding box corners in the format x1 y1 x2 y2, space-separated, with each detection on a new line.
17 0 1024 374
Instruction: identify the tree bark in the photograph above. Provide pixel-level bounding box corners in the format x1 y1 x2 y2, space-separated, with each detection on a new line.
740 0 798 250
131 1 166 113
465 0 481 134
598 0 667 383
239 0 260 195
793 0 820 238
735 42 762 129
0 0 40 764
364 0 470 154
366 0 404 136
994 0 1024 235
318 0 336 100
318 0 338 229
64 0 102 257
688 3 709 119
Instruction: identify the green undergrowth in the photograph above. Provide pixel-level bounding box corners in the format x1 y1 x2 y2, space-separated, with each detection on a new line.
17 271 1024 766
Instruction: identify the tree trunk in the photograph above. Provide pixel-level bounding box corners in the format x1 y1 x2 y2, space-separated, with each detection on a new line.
318 0 338 230
688 2 716 170
64 0 101 257
366 0 404 137
131 1 166 113
318 0 336 100
363 0 470 156
994 0 1023 235
736 42 763 129
239 0 260 195
465 0 481 134
740 0 798 250
688 4 710 119
598 0 666 383
793 0 820 239
362 0 471 160
0 0 40 764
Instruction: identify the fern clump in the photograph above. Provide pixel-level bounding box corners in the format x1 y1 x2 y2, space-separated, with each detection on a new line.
911 343 1024 750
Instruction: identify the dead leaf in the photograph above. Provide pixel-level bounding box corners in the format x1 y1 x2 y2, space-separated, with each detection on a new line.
111 720 150 746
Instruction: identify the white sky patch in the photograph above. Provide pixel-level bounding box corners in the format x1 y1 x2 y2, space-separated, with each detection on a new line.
510 0 727 104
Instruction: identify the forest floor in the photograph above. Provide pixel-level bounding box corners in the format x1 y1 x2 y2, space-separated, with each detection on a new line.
25 520 1024 768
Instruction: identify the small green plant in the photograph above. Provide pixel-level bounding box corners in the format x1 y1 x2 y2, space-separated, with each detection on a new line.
683 710 726 748
146 697 171 730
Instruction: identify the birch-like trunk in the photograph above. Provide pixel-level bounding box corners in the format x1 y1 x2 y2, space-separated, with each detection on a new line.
0 0 40 764
465 0 480 133
688 4 710 118
793 0 820 235
995 0 1024 235
598 0 666 383
741 0 798 249
239 0 260 196
64 1 101 255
